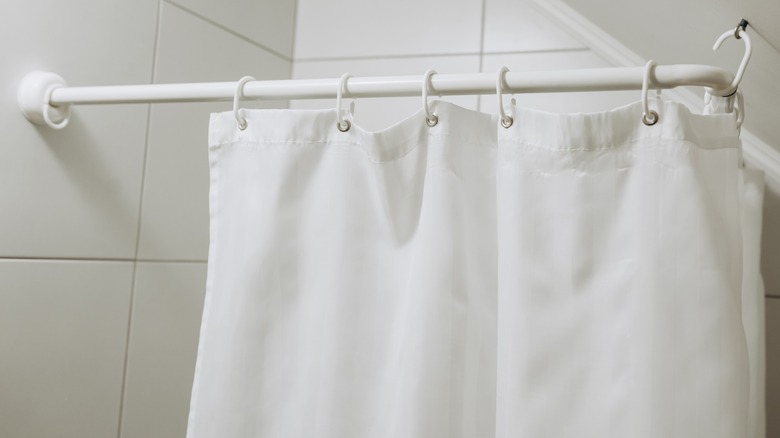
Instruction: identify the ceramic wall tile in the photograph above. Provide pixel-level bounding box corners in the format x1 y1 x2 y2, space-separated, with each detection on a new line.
0 0 158 258
0 260 133 438
120 262 207 438
136 3 291 261
294 0 483 59
167 0 297 58
483 0 585 53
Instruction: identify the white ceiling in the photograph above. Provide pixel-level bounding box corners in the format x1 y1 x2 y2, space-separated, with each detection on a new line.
561 0 780 153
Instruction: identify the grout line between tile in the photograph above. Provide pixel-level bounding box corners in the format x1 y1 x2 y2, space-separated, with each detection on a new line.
165 0 292 63
117 1 164 436
290 0 299 63
117 259 140 438
0 256 136 263
287 0 299 110
131 0 163 267
295 52 485 62
294 47 590 63
748 23 780 57
139 258 208 264
477 0 487 112
0 257 208 264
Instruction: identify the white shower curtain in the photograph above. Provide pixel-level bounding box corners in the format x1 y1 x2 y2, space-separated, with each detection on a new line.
187 98 765 438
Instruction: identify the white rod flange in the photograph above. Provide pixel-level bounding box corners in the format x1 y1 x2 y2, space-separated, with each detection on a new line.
17 71 71 129
18 65 736 127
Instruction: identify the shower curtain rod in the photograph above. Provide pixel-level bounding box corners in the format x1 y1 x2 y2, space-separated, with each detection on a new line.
18 65 736 126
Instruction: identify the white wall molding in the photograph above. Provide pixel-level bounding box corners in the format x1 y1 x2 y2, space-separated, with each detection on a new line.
743 130 780 192
527 0 780 186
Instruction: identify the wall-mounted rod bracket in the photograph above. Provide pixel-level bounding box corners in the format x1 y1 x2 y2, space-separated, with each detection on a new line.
17 71 71 129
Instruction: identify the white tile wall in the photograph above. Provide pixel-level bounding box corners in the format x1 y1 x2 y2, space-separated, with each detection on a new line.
294 0 484 59
0 0 158 258
168 0 296 58
3 0 776 437
0 0 296 437
0 260 133 438
136 2 291 262
483 0 585 53
120 262 207 438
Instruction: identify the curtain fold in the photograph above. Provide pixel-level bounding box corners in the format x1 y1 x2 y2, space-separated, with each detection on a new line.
187 100 764 438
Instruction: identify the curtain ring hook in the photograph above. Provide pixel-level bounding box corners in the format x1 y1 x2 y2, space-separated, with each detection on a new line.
641 60 659 126
336 72 352 132
496 66 513 128
711 20 751 96
233 75 255 130
422 69 438 127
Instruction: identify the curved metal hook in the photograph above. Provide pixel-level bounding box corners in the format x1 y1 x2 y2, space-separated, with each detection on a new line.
711 25 752 96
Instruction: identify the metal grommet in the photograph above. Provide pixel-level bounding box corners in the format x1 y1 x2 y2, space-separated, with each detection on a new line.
238 119 248 130
337 119 351 132
426 114 438 127
642 110 659 126
500 115 513 129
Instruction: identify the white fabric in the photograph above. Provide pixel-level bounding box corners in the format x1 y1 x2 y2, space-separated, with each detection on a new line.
704 93 766 438
187 99 765 438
